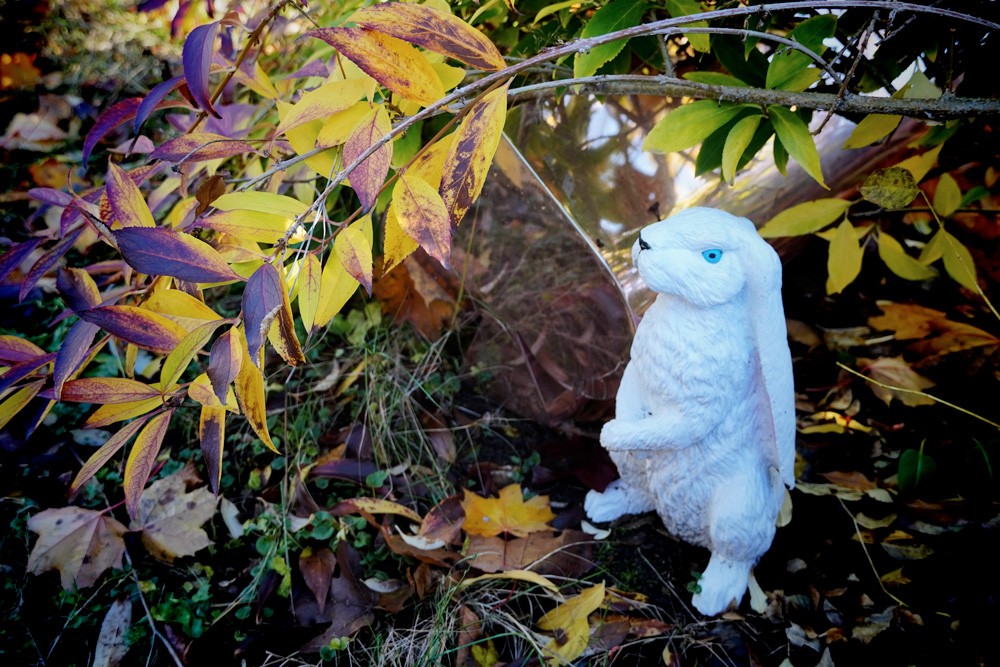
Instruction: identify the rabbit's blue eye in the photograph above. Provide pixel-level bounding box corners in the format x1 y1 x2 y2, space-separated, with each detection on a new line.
702 249 723 263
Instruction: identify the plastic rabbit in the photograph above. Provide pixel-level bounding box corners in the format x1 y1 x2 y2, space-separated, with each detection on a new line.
585 208 795 616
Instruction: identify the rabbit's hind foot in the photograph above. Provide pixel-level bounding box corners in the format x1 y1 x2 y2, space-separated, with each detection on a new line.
584 479 655 523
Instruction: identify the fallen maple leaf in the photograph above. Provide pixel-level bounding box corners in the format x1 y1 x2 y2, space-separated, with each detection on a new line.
857 356 936 407
27 507 127 590
461 483 556 538
537 582 606 665
465 530 594 577
131 467 218 562
868 302 1000 360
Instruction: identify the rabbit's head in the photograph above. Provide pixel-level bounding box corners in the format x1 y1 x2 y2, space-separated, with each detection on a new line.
632 208 779 308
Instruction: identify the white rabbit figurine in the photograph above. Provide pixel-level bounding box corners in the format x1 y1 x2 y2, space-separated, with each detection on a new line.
585 207 795 616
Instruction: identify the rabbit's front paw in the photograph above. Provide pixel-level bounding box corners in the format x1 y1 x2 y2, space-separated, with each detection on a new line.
584 480 654 522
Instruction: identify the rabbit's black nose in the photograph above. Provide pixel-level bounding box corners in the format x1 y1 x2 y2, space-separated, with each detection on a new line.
638 236 651 251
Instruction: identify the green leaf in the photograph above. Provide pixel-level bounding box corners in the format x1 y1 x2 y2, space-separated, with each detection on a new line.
898 445 937 495
682 72 749 87
644 101 747 154
694 108 759 176
860 167 921 210
877 232 937 281
665 0 709 52
826 219 864 294
940 230 978 291
573 0 648 79
773 134 788 176
758 198 851 238
722 115 762 184
959 185 990 208
712 35 768 87
766 14 836 90
933 173 962 218
533 0 593 25
769 106 826 188
779 67 823 93
844 114 903 149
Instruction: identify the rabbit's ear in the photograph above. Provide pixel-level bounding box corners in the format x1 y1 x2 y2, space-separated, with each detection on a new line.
738 237 796 488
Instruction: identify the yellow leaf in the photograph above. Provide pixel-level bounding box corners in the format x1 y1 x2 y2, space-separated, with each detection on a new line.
537 583 606 665
461 484 556 538
84 396 164 429
142 289 222 332
331 497 422 523
276 100 339 179
349 2 506 71
382 204 419 273
212 191 309 219
314 217 371 328
124 409 173 519
933 173 962 218
826 219 864 294
335 224 374 296
274 79 370 138
940 230 978 291
297 254 322 333
877 232 937 281
307 27 445 107
0 379 44 432
439 81 509 226
233 328 278 453
458 570 560 593
860 167 921 210
316 101 372 148
187 372 239 412
843 114 902 149
759 198 850 238
896 143 942 183
411 134 455 188
199 210 295 244
394 173 452 268
106 161 155 228
70 416 152 494
160 320 230 391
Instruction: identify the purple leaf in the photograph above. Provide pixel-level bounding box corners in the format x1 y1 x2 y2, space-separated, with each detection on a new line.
242 263 284 367
28 188 74 207
19 228 85 302
137 0 171 11
0 238 43 284
0 353 57 395
149 133 255 163
53 320 100 399
282 60 329 81
82 98 141 166
183 21 222 119
134 75 186 136
114 227 239 283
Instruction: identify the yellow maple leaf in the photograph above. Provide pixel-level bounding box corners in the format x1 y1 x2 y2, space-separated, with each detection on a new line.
537 582 606 665
461 484 555 538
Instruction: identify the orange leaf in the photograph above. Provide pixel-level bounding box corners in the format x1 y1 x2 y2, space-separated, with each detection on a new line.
350 3 505 71
233 328 278 453
439 81 509 225
394 173 452 268
335 225 373 296
124 409 173 519
70 415 152 494
199 406 226 494
106 160 154 228
306 27 445 107
461 484 556 538
27 507 127 590
297 254 322 333
59 377 162 404
344 105 393 211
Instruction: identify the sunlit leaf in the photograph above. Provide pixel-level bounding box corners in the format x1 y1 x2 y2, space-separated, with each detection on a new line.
315 101 372 148
124 409 173 519
395 173 452 268
314 217 373 328
105 161 154 228
199 406 226 494
59 377 162 404
769 105 826 188
114 227 239 284
149 132 255 162
212 191 309 219
297 254 322 334
70 416 152 494
383 204 419 274
933 173 962 218
877 232 937 281
188 372 238 412
198 210 290 244
79 305 188 356
343 105 393 212
439 81 509 226
826 219 864 294
643 101 747 155
349 3 506 71
276 100 338 179
233 328 278 452
860 167 920 210
306 27 445 106
574 0 648 78
142 288 223 332
721 115 762 184
274 79 370 137
182 21 221 118
335 223 374 296
844 114 902 149
759 198 851 238
461 484 556 538
538 583 606 664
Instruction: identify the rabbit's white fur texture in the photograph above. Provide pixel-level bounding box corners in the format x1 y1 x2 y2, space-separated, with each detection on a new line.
585 208 795 616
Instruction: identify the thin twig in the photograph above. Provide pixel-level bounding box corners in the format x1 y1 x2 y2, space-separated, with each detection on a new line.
815 13 880 134
837 497 907 607
126 551 185 667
